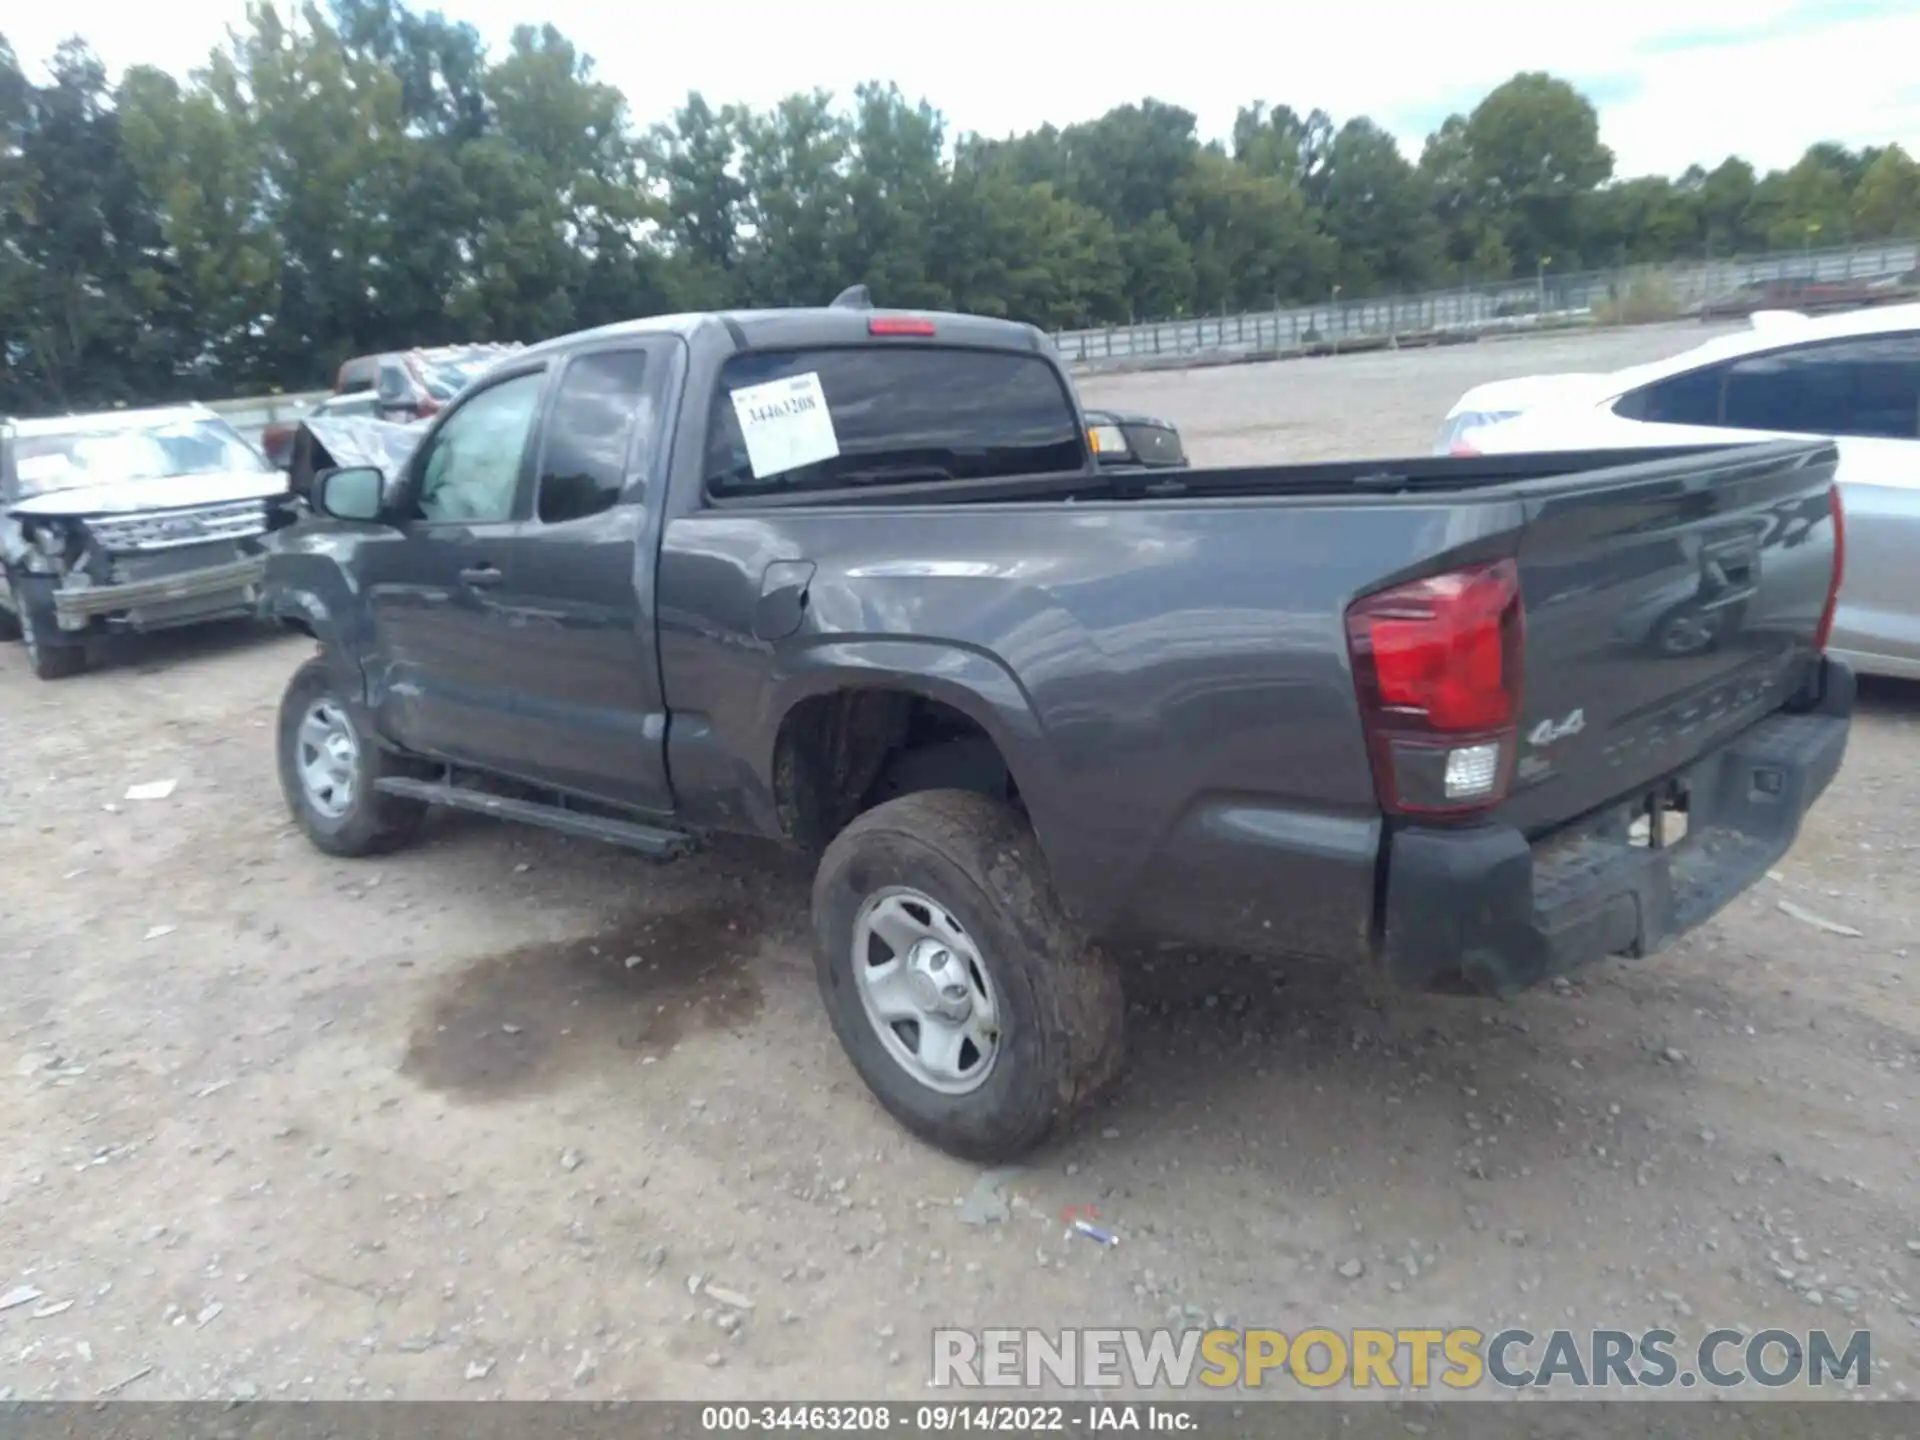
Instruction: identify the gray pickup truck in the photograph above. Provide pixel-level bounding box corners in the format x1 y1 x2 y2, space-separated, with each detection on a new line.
263 300 1853 1161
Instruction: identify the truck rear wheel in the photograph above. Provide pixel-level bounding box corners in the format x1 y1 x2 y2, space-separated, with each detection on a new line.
811 789 1125 1162
276 655 427 857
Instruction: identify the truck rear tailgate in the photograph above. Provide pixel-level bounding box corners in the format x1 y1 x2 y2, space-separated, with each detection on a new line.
1500 439 1842 834
1371 439 1850 996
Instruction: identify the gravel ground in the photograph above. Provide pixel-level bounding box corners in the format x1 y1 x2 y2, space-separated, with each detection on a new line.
3 323 1917 1404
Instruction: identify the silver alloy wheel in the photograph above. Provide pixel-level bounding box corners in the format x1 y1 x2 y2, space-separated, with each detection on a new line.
295 699 361 820
1658 610 1716 655
852 885 1001 1095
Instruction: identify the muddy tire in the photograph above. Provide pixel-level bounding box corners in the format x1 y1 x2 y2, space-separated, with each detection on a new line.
277 655 427 857
811 789 1126 1162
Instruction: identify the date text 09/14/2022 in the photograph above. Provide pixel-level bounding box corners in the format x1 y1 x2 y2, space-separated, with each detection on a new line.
698 1404 1198 1432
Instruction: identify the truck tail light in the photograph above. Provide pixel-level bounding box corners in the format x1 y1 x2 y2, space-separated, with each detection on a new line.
1813 481 1845 653
868 317 936 336
1345 559 1525 817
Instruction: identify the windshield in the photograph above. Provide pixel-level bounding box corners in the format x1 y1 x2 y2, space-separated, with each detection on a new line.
12 415 270 495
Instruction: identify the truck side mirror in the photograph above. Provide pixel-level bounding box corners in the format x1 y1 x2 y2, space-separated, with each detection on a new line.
312 466 386 521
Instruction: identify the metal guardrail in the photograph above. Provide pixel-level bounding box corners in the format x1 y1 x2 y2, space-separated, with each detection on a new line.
205 391 331 447
1049 238 1920 366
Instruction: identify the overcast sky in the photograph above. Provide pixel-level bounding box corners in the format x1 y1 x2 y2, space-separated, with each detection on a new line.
8 0 1920 179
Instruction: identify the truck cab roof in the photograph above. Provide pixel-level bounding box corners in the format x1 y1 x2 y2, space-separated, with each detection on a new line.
516 307 1057 365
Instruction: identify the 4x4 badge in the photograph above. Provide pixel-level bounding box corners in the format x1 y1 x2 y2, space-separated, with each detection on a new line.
1528 708 1586 748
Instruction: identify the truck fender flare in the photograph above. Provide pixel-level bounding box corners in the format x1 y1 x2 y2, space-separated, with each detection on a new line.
762 639 1062 843
264 585 370 704
265 585 338 644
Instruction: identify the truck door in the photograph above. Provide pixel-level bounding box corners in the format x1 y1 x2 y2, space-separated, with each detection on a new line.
486 340 678 815
361 365 550 770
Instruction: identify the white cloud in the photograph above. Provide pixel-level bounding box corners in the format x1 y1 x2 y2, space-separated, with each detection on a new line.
8 0 1919 177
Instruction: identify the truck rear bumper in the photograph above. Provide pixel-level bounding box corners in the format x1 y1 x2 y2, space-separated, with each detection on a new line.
1380 658 1854 996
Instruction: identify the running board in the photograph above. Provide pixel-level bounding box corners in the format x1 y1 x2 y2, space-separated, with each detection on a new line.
373 778 694 859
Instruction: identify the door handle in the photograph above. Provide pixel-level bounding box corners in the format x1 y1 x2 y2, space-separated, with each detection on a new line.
459 564 504 588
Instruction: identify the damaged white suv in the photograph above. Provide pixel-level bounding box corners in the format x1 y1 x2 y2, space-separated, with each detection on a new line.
0 404 297 679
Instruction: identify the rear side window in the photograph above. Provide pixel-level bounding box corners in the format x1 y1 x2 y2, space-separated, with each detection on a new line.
537 349 653 523
1613 365 1725 426
704 347 1084 498
1722 334 1920 439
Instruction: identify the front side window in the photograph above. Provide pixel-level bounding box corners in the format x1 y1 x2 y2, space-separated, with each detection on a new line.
415 371 545 523
704 346 1084 498
537 350 653 524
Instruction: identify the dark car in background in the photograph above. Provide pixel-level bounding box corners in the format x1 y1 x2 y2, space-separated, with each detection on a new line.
1696 276 1920 321
1084 407 1188 469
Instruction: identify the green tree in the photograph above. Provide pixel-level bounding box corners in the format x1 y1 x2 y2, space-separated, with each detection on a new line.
1458 72 1614 267
1419 114 1510 280
837 82 950 309
117 64 280 381
1171 151 1333 312
1318 117 1440 290
1849 144 1920 240
4 39 180 409
647 92 748 302
733 90 852 307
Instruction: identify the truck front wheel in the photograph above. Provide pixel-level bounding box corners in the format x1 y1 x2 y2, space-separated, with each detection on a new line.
811 789 1125 1162
276 655 427 857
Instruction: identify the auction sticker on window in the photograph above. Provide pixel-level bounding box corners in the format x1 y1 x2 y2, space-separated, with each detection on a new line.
729 371 840 479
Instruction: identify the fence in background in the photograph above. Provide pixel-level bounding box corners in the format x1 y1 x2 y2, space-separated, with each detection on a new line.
200 235 1920 443
1049 237 1920 366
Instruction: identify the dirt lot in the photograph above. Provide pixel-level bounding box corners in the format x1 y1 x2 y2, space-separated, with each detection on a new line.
3 323 1917 1403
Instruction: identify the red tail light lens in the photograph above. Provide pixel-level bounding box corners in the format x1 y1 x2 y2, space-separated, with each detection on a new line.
1448 439 1482 457
1346 559 1525 817
868 317 936 336
1813 481 1845 653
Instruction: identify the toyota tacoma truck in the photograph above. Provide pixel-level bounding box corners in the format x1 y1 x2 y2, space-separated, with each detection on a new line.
262 298 1853 1162
2 404 299 679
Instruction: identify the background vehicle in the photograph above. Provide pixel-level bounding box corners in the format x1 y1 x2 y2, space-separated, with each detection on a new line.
259 391 383 471
1694 276 1919 321
1 404 297 679
263 302 1851 1162
334 343 523 423
1085 407 1188 469
1435 302 1920 680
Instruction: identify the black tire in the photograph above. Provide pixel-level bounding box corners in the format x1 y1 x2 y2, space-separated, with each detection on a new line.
276 654 427 857
0 602 20 643
12 579 88 680
811 789 1126 1162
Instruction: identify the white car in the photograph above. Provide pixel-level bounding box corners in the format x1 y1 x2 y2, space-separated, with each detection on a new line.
1436 304 1920 680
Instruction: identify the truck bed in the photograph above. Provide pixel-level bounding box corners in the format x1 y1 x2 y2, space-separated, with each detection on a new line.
702 440 1808 508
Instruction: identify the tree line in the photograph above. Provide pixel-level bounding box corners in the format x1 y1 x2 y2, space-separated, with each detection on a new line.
4 0 1920 414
